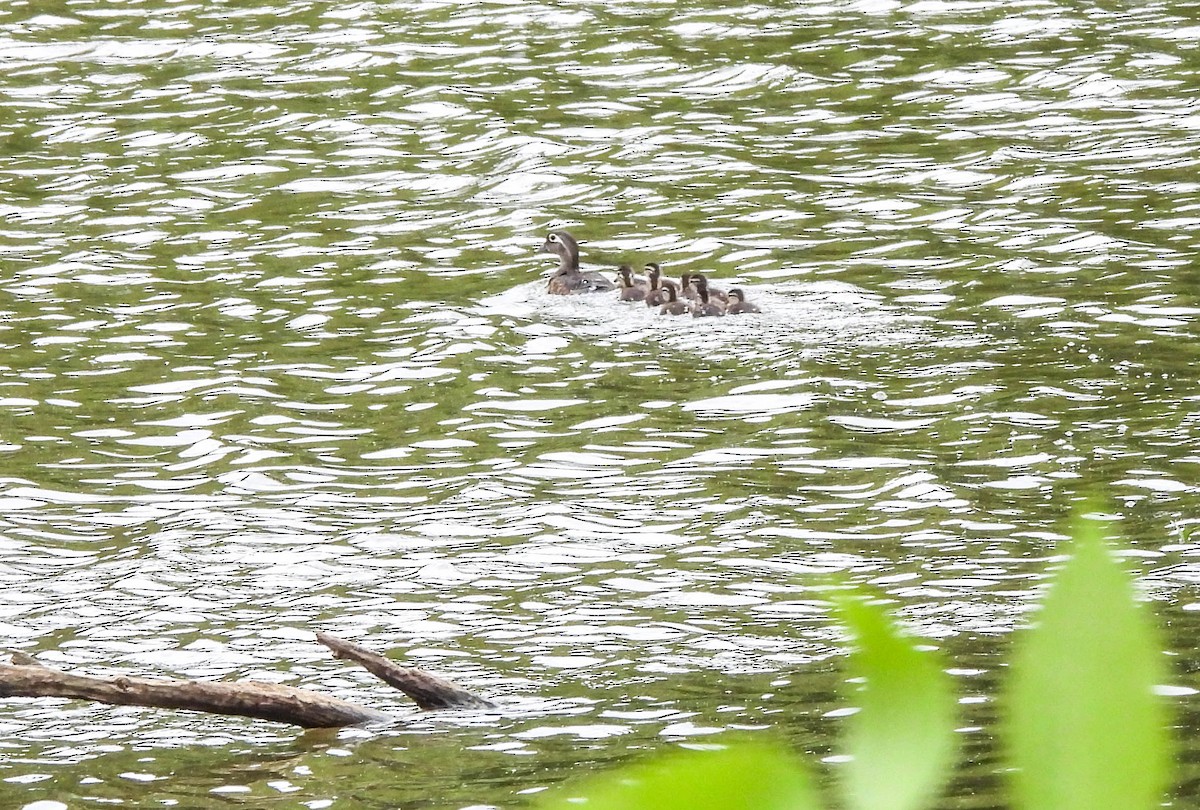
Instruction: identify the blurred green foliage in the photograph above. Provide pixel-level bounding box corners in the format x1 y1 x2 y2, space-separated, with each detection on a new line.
537 513 1171 810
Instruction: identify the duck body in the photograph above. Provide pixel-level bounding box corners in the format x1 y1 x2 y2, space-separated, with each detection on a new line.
658 281 689 316
690 275 724 317
539 230 617 294
616 265 647 301
725 288 761 314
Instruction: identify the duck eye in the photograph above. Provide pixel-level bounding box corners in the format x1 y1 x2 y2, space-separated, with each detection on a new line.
547 233 559 243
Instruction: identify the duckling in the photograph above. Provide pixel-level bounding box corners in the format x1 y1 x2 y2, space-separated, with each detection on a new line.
678 273 699 301
539 230 618 295
690 275 724 317
644 262 671 307
658 281 689 316
644 263 670 307
686 273 728 303
616 264 646 301
725 288 761 315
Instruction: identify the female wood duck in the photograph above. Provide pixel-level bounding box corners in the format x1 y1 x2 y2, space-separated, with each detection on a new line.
539 230 617 294
725 288 761 314
690 275 724 317
616 265 646 301
644 262 669 307
658 281 689 316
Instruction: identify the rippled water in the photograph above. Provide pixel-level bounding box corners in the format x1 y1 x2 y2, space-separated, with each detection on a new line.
3 0 1200 807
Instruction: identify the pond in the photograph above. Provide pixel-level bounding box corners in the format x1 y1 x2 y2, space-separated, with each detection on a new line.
1 0 1200 807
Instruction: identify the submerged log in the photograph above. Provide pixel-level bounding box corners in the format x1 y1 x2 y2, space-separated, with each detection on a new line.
0 633 494 728
317 632 496 710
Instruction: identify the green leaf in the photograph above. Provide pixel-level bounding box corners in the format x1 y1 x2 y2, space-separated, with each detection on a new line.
534 740 821 810
1005 512 1172 810
836 592 957 810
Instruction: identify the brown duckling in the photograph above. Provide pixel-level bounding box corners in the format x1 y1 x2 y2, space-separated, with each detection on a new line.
644 262 670 307
658 281 689 316
725 288 761 314
690 275 724 317
616 264 646 301
539 230 618 295
678 272 699 301
685 273 727 303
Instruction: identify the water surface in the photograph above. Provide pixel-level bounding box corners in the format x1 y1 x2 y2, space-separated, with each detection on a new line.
2 1 1200 807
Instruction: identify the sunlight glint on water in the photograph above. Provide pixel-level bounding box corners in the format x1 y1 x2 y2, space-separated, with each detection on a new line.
1 0 1200 806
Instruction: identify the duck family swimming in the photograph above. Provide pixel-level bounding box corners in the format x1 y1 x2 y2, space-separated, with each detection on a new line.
537 230 762 316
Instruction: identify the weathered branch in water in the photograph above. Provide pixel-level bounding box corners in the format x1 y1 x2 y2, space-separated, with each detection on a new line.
316 632 496 710
0 659 391 728
0 634 495 728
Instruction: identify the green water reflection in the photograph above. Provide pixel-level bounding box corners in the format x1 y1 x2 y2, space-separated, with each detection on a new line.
2 0 1200 807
